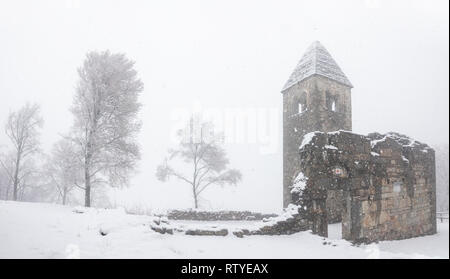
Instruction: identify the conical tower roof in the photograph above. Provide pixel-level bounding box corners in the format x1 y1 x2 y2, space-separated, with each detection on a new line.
282 41 353 91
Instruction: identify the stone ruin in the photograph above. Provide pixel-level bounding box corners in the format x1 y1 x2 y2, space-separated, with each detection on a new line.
150 204 309 238
151 41 437 244
280 41 437 243
151 129 437 244
291 131 436 243
167 209 277 221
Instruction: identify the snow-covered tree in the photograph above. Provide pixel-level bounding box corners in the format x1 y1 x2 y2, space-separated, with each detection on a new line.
0 153 13 200
0 150 46 202
43 139 82 205
70 51 143 207
156 118 242 209
2 103 43 201
17 158 50 202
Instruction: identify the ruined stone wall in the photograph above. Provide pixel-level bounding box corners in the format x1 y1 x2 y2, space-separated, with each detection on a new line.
294 131 436 243
151 205 309 238
326 189 344 223
167 209 277 221
282 75 352 208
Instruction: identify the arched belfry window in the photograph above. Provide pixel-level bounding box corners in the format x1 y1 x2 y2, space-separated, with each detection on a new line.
326 91 338 112
298 103 304 114
294 91 308 115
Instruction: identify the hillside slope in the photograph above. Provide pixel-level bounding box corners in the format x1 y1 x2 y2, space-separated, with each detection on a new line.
0 201 448 259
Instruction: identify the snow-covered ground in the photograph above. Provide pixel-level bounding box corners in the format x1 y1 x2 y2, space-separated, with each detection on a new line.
0 201 448 259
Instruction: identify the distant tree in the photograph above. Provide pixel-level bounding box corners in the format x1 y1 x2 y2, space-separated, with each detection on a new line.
16 158 49 202
44 139 82 205
0 152 13 200
2 103 43 201
70 51 143 207
0 149 45 202
0 169 6 199
435 144 449 212
156 118 242 209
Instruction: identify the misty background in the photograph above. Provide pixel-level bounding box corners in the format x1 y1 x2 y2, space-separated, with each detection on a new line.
0 0 448 213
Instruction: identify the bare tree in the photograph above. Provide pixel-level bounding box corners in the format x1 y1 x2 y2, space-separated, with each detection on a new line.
156 118 242 209
0 154 13 200
70 51 143 207
0 151 14 200
44 139 82 205
3 103 43 201
15 158 48 202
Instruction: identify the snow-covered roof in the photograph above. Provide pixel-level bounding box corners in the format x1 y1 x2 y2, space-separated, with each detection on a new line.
282 41 353 91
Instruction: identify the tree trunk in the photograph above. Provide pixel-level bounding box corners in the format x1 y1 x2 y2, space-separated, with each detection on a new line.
12 153 21 201
85 165 91 207
62 188 67 205
6 181 11 200
192 185 198 209
84 139 92 207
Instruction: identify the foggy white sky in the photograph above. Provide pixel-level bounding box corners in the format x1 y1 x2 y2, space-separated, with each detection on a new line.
0 0 448 212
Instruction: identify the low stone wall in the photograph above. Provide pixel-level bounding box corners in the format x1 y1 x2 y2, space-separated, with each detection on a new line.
232 204 309 237
185 228 229 236
152 205 310 238
167 209 277 221
150 220 230 236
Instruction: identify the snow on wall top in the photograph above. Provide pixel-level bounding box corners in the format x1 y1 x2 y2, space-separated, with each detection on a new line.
299 131 323 150
298 130 433 154
368 132 433 152
282 41 353 91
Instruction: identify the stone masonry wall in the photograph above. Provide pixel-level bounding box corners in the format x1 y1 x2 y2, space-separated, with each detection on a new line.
326 189 344 223
293 131 436 243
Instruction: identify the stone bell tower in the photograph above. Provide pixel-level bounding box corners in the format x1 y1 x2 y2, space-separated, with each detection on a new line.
282 41 353 208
